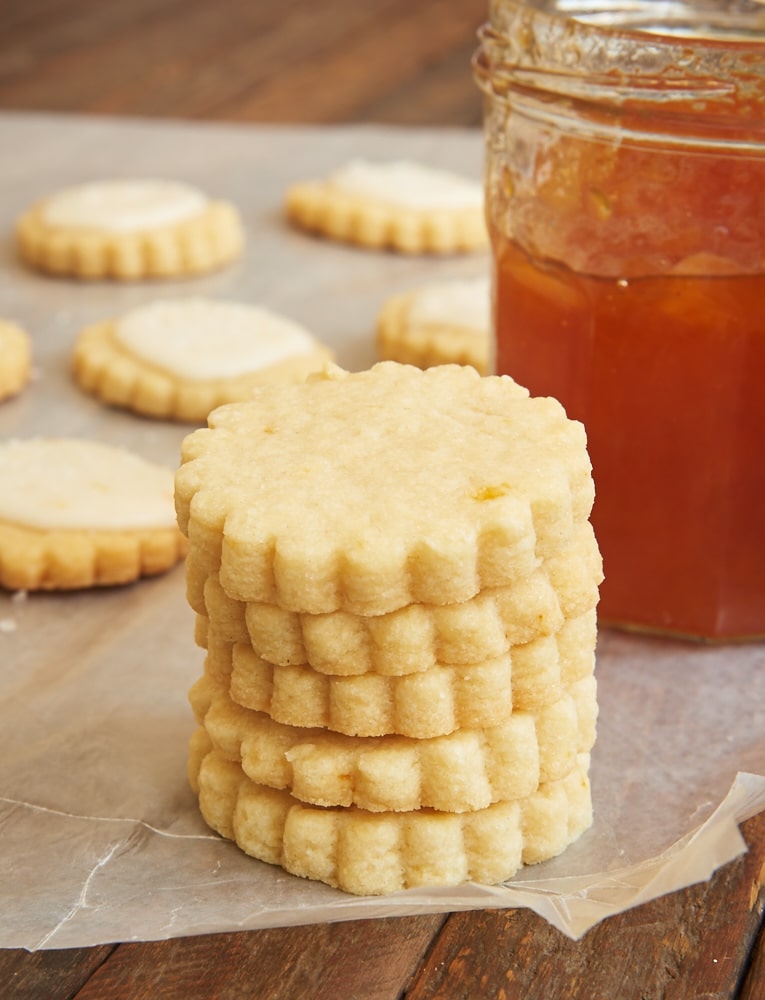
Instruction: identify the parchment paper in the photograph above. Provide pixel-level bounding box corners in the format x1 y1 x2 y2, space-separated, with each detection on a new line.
1 112 764 948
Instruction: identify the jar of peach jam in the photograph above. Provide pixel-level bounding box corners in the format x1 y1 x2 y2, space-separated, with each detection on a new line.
474 0 765 640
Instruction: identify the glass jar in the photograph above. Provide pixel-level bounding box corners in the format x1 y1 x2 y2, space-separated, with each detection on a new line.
474 0 765 641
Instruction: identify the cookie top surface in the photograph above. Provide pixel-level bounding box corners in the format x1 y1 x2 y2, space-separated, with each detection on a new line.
176 363 593 613
0 438 177 530
39 179 208 233
327 160 483 211
407 276 490 330
114 298 322 380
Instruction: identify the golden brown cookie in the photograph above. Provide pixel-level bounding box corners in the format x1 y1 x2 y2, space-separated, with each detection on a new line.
189 739 592 895
175 363 595 616
210 628 595 743
0 438 186 590
189 670 596 812
187 523 601 675
197 610 596 743
188 554 563 666
0 320 32 401
212 638 516 738
285 160 487 254
72 298 334 423
178 359 601 895
376 276 490 373
16 179 244 280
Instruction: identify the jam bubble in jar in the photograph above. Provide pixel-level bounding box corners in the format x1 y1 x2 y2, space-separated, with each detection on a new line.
474 0 765 641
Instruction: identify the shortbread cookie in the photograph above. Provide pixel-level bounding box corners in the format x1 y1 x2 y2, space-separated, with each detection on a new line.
214 639 515 738
190 670 596 810
189 740 592 894
188 522 601 675
176 363 596 615
0 321 32 401
0 438 186 590
376 276 490 373
16 179 244 280
201 619 596 740
72 299 333 422
188 553 565 664
285 160 487 254
196 608 597 725
195 602 596 698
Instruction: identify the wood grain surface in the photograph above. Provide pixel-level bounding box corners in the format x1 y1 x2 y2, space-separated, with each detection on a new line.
1 2 764 998
0 0 487 125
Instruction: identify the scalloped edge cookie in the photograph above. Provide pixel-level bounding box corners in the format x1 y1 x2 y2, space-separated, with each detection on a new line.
209 637 515 738
16 181 244 280
0 438 186 591
198 610 597 739
190 669 597 811
190 739 592 895
187 523 601 675
176 363 596 615
376 276 490 373
0 320 32 402
72 302 334 423
199 602 596 714
0 521 186 591
285 160 488 255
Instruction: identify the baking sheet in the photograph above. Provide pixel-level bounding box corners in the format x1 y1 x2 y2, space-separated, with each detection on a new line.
1 112 764 948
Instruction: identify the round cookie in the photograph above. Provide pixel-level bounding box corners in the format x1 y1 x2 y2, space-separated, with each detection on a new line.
175 362 596 615
72 298 334 423
199 620 596 742
376 276 491 373
0 438 187 590
16 179 244 280
189 671 597 812
186 525 602 676
0 320 32 401
190 740 593 895
216 638 517 739
285 159 488 254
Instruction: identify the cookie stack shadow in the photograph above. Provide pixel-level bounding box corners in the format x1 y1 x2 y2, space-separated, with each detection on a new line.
176 362 603 896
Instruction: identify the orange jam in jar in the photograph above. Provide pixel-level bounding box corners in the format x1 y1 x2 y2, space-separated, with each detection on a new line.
474 1 765 640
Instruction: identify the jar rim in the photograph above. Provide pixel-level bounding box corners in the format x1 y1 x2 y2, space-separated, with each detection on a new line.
494 1 765 50
474 0 765 142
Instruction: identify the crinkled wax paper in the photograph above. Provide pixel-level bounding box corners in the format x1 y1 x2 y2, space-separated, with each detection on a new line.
1 113 764 948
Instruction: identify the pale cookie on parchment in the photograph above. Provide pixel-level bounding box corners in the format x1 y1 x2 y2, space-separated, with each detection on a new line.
0 438 186 591
0 321 32 402
187 522 602 675
16 179 244 280
72 298 333 423
285 160 488 254
189 739 592 895
175 363 596 616
376 276 491 374
189 670 596 810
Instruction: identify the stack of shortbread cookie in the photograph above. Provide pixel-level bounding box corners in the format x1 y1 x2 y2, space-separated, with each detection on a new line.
176 362 602 895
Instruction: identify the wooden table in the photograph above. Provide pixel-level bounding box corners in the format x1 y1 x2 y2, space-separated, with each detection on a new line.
2 2 764 997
